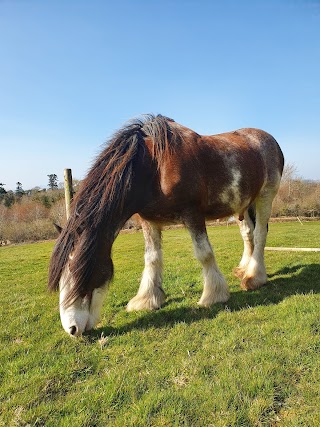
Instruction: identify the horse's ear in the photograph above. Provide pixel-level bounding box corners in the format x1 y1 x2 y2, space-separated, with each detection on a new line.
54 223 63 234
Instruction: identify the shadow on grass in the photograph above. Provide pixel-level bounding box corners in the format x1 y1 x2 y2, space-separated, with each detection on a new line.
88 263 320 340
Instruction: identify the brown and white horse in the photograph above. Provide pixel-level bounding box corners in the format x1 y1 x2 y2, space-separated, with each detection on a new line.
48 115 284 337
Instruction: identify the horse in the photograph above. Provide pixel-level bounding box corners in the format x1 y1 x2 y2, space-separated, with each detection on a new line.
48 114 284 337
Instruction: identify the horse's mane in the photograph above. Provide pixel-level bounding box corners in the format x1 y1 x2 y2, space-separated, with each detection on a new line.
48 114 182 304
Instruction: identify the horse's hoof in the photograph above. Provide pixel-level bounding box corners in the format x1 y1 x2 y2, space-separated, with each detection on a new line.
241 276 265 291
198 290 230 307
233 267 245 279
126 293 165 312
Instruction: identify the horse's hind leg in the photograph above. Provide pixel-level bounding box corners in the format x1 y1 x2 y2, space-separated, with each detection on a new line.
240 191 274 290
188 221 230 307
126 220 165 311
234 208 255 279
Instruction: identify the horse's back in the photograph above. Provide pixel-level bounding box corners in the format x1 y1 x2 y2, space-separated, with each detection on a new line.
200 127 284 184
140 121 284 222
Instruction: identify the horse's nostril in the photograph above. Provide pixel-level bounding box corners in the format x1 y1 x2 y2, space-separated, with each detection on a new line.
69 325 77 336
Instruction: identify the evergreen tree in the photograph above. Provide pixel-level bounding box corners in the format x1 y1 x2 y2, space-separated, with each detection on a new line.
47 174 58 190
15 182 24 201
0 183 6 202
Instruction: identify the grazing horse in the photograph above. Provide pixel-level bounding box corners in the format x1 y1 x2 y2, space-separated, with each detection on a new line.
48 115 284 337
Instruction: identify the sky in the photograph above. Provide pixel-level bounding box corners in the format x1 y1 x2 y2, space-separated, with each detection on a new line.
1 0 319 191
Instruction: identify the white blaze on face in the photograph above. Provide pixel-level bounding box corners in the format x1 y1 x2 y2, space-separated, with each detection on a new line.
59 264 107 337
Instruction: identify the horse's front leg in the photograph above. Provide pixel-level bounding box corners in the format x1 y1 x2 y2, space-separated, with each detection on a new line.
126 220 165 311
188 221 230 307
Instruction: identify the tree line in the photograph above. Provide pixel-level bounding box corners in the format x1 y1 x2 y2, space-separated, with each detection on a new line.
0 165 319 244
1 165 319 217
0 174 59 208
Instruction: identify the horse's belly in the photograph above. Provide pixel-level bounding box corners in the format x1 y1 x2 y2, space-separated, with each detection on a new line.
204 204 236 220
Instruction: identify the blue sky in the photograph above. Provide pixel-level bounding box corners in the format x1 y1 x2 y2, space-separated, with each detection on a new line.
1 0 319 190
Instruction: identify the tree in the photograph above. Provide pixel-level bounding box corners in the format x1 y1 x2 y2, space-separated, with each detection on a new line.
0 183 6 202
47 174 58 190
15 182 24 201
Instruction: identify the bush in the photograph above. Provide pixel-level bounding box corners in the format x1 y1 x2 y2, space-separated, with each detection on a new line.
273 178 320 217
0 192 64 243
2 219 58 243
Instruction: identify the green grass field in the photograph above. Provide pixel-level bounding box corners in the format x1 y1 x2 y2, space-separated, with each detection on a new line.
1 222 319 426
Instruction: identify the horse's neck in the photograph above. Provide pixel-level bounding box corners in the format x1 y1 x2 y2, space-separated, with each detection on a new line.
101 152 153 242
103 193 141 243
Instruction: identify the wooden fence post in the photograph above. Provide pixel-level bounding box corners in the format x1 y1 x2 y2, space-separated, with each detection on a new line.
64 168 73 220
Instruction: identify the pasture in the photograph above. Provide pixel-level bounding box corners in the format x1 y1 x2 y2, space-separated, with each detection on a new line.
1 221 319 426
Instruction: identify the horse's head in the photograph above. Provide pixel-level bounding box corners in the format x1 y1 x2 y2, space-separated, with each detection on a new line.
58 262 110 337
50 225 113 337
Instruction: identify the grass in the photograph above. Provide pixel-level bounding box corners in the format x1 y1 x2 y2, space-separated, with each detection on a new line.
0 221 319 426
